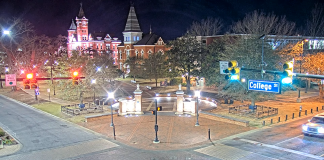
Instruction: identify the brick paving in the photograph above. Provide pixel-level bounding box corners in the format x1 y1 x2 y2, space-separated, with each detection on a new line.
79 114 253 151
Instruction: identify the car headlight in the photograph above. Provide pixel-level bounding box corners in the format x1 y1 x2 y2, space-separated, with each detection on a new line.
302 125 308 131
318 127 324 133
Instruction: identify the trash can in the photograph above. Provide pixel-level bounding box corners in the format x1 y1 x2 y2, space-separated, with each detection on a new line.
102 98 108 105
249 105 256 110
95 99 99 105
79 104 85 109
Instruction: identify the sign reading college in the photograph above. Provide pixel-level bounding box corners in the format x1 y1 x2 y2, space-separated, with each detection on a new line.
248 80 281 94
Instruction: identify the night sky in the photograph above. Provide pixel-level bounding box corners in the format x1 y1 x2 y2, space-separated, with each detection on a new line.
0 0 323 41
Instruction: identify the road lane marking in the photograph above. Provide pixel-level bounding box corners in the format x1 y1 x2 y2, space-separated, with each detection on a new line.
195 143 278 160
275 135 303 145
239 138 324 160
146 100 155 111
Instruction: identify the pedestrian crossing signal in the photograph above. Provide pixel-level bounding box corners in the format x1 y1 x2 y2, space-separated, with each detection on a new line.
157 106 162 111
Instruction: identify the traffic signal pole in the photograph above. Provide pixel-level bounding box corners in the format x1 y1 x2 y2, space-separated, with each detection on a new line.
241 68 324 79
153 99 160 143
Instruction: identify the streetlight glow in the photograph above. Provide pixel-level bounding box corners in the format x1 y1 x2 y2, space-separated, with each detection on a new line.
108 92 114 99
91 79 96 84
3 30 10 35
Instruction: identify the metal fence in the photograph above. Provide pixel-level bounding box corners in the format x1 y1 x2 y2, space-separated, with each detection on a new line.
61 102 104 116
229 104 278 118
261 105 324 126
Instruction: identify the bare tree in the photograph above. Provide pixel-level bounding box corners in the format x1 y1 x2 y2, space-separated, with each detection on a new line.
0 18 34 67
187 17 223 36
231 10 295 36
305 3 324 37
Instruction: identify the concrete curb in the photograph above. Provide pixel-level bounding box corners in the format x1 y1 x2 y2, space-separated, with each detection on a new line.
0 143 22 157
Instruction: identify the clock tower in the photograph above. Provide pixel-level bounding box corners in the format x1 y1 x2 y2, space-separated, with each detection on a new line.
75 3 88 42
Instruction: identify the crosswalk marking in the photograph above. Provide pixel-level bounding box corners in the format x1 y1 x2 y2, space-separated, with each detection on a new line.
146 100 155 111
195 143 252 160
239 138 324 160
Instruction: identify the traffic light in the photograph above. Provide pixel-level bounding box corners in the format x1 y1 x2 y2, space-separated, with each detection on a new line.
282 60 294 84
24 73 37 89
72 71 79 85
26 73 33 79
30 79 38 88
224 60 240 80
152 106 162 115
23 79 30 89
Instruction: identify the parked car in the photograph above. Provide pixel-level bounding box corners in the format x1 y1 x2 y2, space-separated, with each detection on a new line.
302 113 324 137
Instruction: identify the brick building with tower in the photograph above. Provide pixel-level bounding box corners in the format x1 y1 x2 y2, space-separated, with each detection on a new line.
117 4 167 72
67 4 121 64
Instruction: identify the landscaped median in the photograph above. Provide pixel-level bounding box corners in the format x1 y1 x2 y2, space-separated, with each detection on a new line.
208 94 324 128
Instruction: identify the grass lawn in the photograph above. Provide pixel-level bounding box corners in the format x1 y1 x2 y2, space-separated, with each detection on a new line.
32 102 86 123
32 102 63 118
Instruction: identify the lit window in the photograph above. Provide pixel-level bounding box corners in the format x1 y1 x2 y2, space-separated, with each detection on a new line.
137 36 139 41
120 50 122 59
126 50 130 58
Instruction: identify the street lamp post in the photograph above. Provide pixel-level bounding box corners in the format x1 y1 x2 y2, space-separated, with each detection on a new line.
91 79 96 103
108 92 115 127
108 92 116 139
195 90 200 126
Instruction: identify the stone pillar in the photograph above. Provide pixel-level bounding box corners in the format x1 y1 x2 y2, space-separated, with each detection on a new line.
118 101 127 116
175 84 184 114
134 84 144 114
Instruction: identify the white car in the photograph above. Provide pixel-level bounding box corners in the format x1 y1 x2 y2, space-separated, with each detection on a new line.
302 113 324 137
